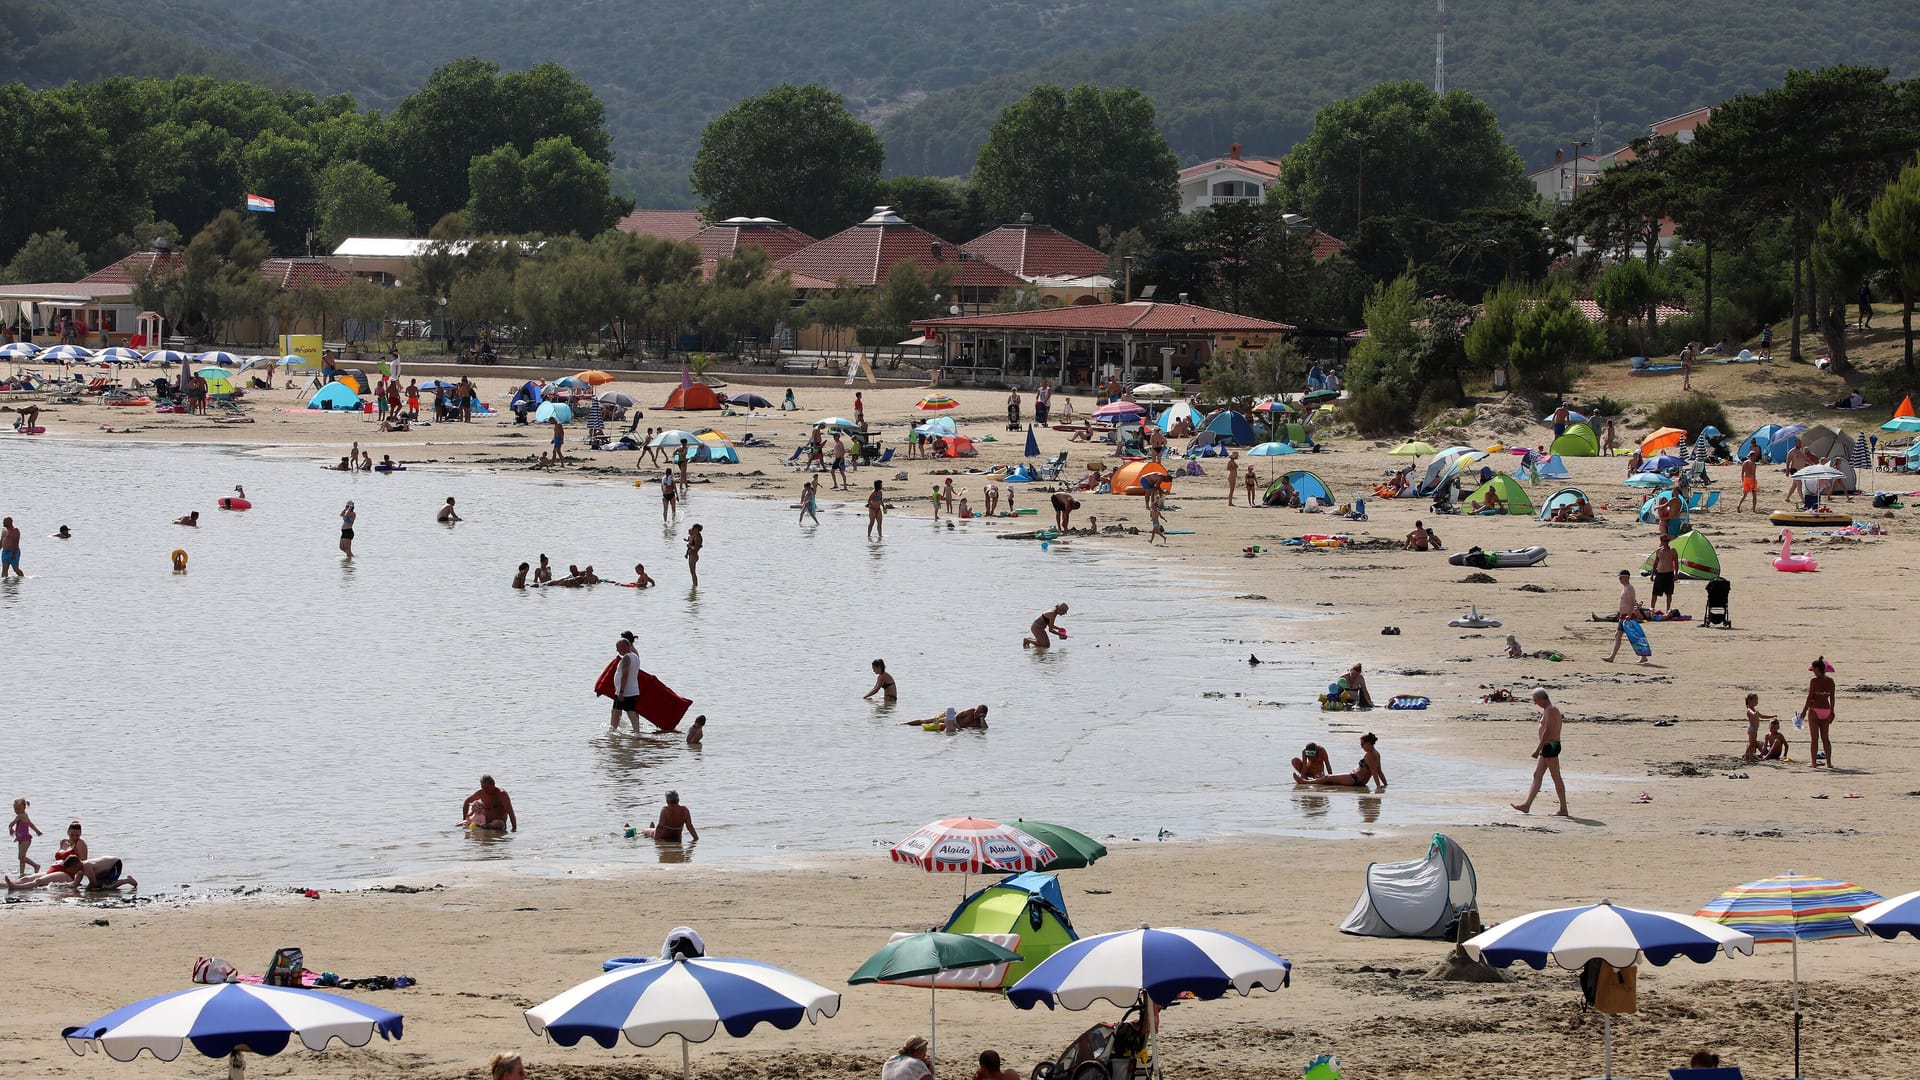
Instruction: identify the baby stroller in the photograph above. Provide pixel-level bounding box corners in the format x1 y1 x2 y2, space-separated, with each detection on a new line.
1030 1000 1151 1080
1703 576 1732 628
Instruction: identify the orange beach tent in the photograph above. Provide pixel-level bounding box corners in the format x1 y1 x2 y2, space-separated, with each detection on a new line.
1111 461 1171 495
1896 395 1915 419
663 383 722 410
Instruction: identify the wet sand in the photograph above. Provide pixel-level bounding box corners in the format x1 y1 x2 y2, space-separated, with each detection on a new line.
7 369 1920 1078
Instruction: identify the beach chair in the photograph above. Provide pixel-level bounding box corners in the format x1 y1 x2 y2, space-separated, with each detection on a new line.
1685 492 1704 510
876 448 894 464
785 446 805 465
1037 451 1068 480
1701 491 1720 511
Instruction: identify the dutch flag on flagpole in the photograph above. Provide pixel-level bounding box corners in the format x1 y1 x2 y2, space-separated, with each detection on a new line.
245 193 276 213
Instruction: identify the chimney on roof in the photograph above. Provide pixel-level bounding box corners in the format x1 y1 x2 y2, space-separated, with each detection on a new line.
1179 293 1189 305
1017 212 1035 226
1229 142 1242 161
152 237 173 253
929 241 945 260
1555 147 1565 164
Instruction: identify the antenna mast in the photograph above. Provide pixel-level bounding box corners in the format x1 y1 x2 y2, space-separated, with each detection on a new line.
1434 0 1446 94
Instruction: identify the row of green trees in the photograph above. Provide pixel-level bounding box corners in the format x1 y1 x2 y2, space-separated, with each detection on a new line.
0 60 625 278
1558 66 1920 373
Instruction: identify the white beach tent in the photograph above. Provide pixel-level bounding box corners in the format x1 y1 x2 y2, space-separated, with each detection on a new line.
1339 833 1479 939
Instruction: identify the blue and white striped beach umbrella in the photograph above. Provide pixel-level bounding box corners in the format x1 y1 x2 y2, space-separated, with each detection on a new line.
526 956 839 1079
193 350 247 367
0 341 39 359
94 347 144 364
1850 433 1871 471
143 350 190 366
1851 890 1920 940
1464 901 1753 1078
1008 926 1290 1011
63 984 402 1077
37 344 94 361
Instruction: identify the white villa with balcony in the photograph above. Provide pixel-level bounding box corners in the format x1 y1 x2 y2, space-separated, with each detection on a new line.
1178 143 1285 213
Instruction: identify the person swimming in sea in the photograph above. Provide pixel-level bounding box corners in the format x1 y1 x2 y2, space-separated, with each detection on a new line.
173 511 199 527
905 705 988 732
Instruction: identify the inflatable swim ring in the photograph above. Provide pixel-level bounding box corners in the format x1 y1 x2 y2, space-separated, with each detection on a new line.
218 497 251 510
170 549 188 572
1768 511 1850 527
1772 528 1818 572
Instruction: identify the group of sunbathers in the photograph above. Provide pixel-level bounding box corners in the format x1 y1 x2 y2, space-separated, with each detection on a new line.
1291 732 1387 789
5 819 137 893
1545 495 1596 522
513 555 656 590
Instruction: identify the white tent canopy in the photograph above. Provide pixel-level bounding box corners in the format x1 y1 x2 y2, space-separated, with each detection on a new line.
1339 833 1478 939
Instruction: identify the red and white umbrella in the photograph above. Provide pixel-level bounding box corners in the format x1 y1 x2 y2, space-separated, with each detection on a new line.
890 817 1055 878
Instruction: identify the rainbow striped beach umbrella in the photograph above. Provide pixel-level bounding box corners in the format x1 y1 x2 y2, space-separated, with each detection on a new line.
915 394 960 411
1696 871 1883 1079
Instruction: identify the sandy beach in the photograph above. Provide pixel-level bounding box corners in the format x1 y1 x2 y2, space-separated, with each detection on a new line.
6 361 1920 1079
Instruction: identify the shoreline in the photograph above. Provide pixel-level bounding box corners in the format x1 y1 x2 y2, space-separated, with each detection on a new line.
10 380 1920 1078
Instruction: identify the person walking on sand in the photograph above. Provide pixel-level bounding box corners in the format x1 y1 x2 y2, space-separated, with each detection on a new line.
660 468 679 522
1226 452 1240 506
548 416 566 465
1512 690 1568 816
867 480 886 540
684 523 703 586
1602 419 1617 457
1802 657 1837 767
1736 447 1761 513
1603 570 1640 663
1 516 22 579
338 502 356 558
1023 603 1069 650
865 658 897 702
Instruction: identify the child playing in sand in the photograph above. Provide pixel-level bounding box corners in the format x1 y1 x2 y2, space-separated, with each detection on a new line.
1761 719 1789 761
1744 693 1778 763
1505 634 1524 658
10 798 41 874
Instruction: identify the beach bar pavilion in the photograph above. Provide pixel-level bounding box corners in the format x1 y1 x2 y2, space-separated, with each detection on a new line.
911 300 1292 389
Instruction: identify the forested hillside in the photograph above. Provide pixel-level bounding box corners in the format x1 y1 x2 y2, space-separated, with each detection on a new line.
1 0 404 105
176 0 1265 204
882 0 1920 176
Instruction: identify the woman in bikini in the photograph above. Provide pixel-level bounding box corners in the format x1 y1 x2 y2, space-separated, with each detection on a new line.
339 501 356 557
1297 733 1385 789
1023 603 1069 650
866 480 886 540
1801 656 1836 768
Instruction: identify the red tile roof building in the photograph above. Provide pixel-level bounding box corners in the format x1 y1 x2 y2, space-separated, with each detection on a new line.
776 207 1023 291
616 209 705 242
914 300 1292 336
80 252 360 291
690 218 817 264
962 216 1110 280
912 300 1293 388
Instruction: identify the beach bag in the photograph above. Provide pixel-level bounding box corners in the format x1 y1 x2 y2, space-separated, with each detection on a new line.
265 947 305 987
593 658 619 699
191 956 238 984
1580 959 1637 1014
1874 493 1898 508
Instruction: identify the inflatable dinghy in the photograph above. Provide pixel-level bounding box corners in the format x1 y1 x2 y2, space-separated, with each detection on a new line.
1768 511 1850 527
1448 545 1547 569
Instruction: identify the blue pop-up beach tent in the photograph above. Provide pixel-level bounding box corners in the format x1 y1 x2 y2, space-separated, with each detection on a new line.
307 382 361 410
1203 410 1256 447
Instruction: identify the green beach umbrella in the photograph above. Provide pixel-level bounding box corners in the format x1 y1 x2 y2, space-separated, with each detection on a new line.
1390 440 1437 457
1012 819 1108 870
850 932 1022 1079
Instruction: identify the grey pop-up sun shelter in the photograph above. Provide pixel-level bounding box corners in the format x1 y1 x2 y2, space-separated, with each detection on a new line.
1339 833 1479 939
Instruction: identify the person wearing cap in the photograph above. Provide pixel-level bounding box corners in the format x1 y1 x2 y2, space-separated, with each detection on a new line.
643 790 697 842
1602 569 1640 663
610 633 642 732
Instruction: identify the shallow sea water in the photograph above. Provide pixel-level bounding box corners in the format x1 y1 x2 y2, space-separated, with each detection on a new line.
0 440 1489 892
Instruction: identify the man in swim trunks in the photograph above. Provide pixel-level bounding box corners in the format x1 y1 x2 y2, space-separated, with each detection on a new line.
1 516 21 578
77 854 137 891
1551 404 1569 439
864 659 897 703
1051 492 1080 532
549 416 566 465
437 497 461 523
1512 690 1568 816
174 511 199 527
1403 520 1434 551
1023 603 1069 650
462 774 517 831
631 563 656 588
1737 448 1761 513
644 790 697 842
513 562 529 589
1296 733 1385 789
1761 719 1788 761
610 634 642 732
1649 535 1678 611
1603 570 1640 663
